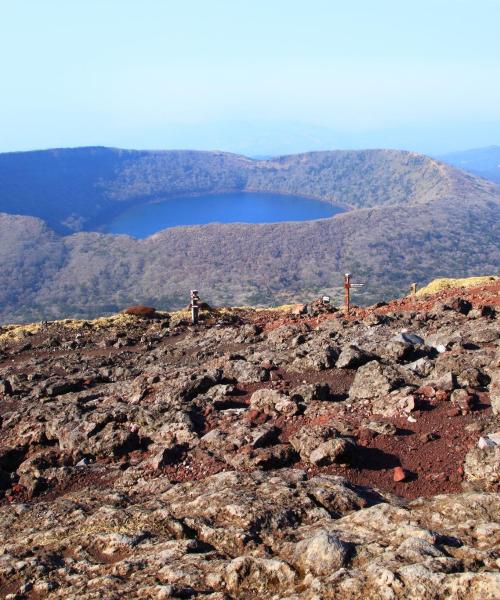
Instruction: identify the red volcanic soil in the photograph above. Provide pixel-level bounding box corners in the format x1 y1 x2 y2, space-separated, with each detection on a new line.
1 280 497 504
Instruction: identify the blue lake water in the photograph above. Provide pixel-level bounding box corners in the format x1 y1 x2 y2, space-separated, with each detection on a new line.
106 192 343 238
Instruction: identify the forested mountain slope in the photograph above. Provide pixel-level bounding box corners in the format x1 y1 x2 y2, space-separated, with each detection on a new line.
0 147 489 232
0 148 498 323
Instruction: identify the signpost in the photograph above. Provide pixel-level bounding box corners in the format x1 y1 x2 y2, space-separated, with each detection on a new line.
343 273 364 314
190 289 200 325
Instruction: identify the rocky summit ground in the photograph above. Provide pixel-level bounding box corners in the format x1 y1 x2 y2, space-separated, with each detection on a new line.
0 281 499 599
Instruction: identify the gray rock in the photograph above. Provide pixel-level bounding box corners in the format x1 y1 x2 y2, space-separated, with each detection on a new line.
406 357 434 377
225 556 296 595
468 327 499 344
309 438 353 466
290 382 330 402
428 371 457 392
489 368 500 415
336 345 375 369
290 425 353 465
250 388 298 415
225 359 268 383
393 332 425 345
365 421 397 436
293 530 351 575
464 446 500 488
349 361 405 400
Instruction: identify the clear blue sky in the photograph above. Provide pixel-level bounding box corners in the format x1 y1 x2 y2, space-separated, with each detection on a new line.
1 0 499 155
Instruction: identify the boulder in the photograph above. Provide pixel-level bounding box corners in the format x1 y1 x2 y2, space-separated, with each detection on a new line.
303 344 339 370
293 530 351 575
450 389 475 412
464 446 500 489
290 425 354 464
290 382 330 402
309 438 353 466
250 388 298 415
228 444 297 470
336 345 376 369
148 443 185 469
468 327 499 344
428 372 457 392
406 357 434 377
0 379 13 395
349 361 405 400
225 359 268 383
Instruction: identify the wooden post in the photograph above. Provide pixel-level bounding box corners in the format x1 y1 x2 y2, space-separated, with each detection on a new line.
343 273 351 314
190 289 200 325
410 282 417 295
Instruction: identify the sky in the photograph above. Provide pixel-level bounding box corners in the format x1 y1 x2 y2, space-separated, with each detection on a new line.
1 0 499 155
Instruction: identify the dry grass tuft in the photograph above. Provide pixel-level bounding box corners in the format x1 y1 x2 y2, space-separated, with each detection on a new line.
415 276 498 297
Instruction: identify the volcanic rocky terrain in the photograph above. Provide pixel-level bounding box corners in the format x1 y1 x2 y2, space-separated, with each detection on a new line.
0 281 499 599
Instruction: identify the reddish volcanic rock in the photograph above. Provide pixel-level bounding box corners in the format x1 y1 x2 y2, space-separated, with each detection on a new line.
393 466 407 482
122 305 157 317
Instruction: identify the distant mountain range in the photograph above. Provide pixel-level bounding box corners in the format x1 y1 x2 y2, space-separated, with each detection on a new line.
0 147 498 323
438 145 500 183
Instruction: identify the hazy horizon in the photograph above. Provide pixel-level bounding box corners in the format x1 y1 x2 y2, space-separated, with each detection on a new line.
1 1 499 156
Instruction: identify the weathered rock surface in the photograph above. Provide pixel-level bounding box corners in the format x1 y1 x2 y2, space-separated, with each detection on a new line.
348 361 406 400
0 283 498 598
0 470 498 599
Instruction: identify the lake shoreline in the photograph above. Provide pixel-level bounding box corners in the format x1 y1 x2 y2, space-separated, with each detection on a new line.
103 191 346 239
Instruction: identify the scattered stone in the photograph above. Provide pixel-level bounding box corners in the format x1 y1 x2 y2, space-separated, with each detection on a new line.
419 432 438 443
364 421 397 436
451 389 475 412
418 385 436 398
478 433 500 449
393 466 408 482
393 331 425 345
406 357 434 377
435 390 449 402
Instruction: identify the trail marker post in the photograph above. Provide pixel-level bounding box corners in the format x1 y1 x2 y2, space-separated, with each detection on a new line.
343 273 364 314
410 282 417 295
344 273 351 314
190 289 200 325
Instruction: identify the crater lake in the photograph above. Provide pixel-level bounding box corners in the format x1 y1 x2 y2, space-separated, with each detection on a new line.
105 191 344 238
